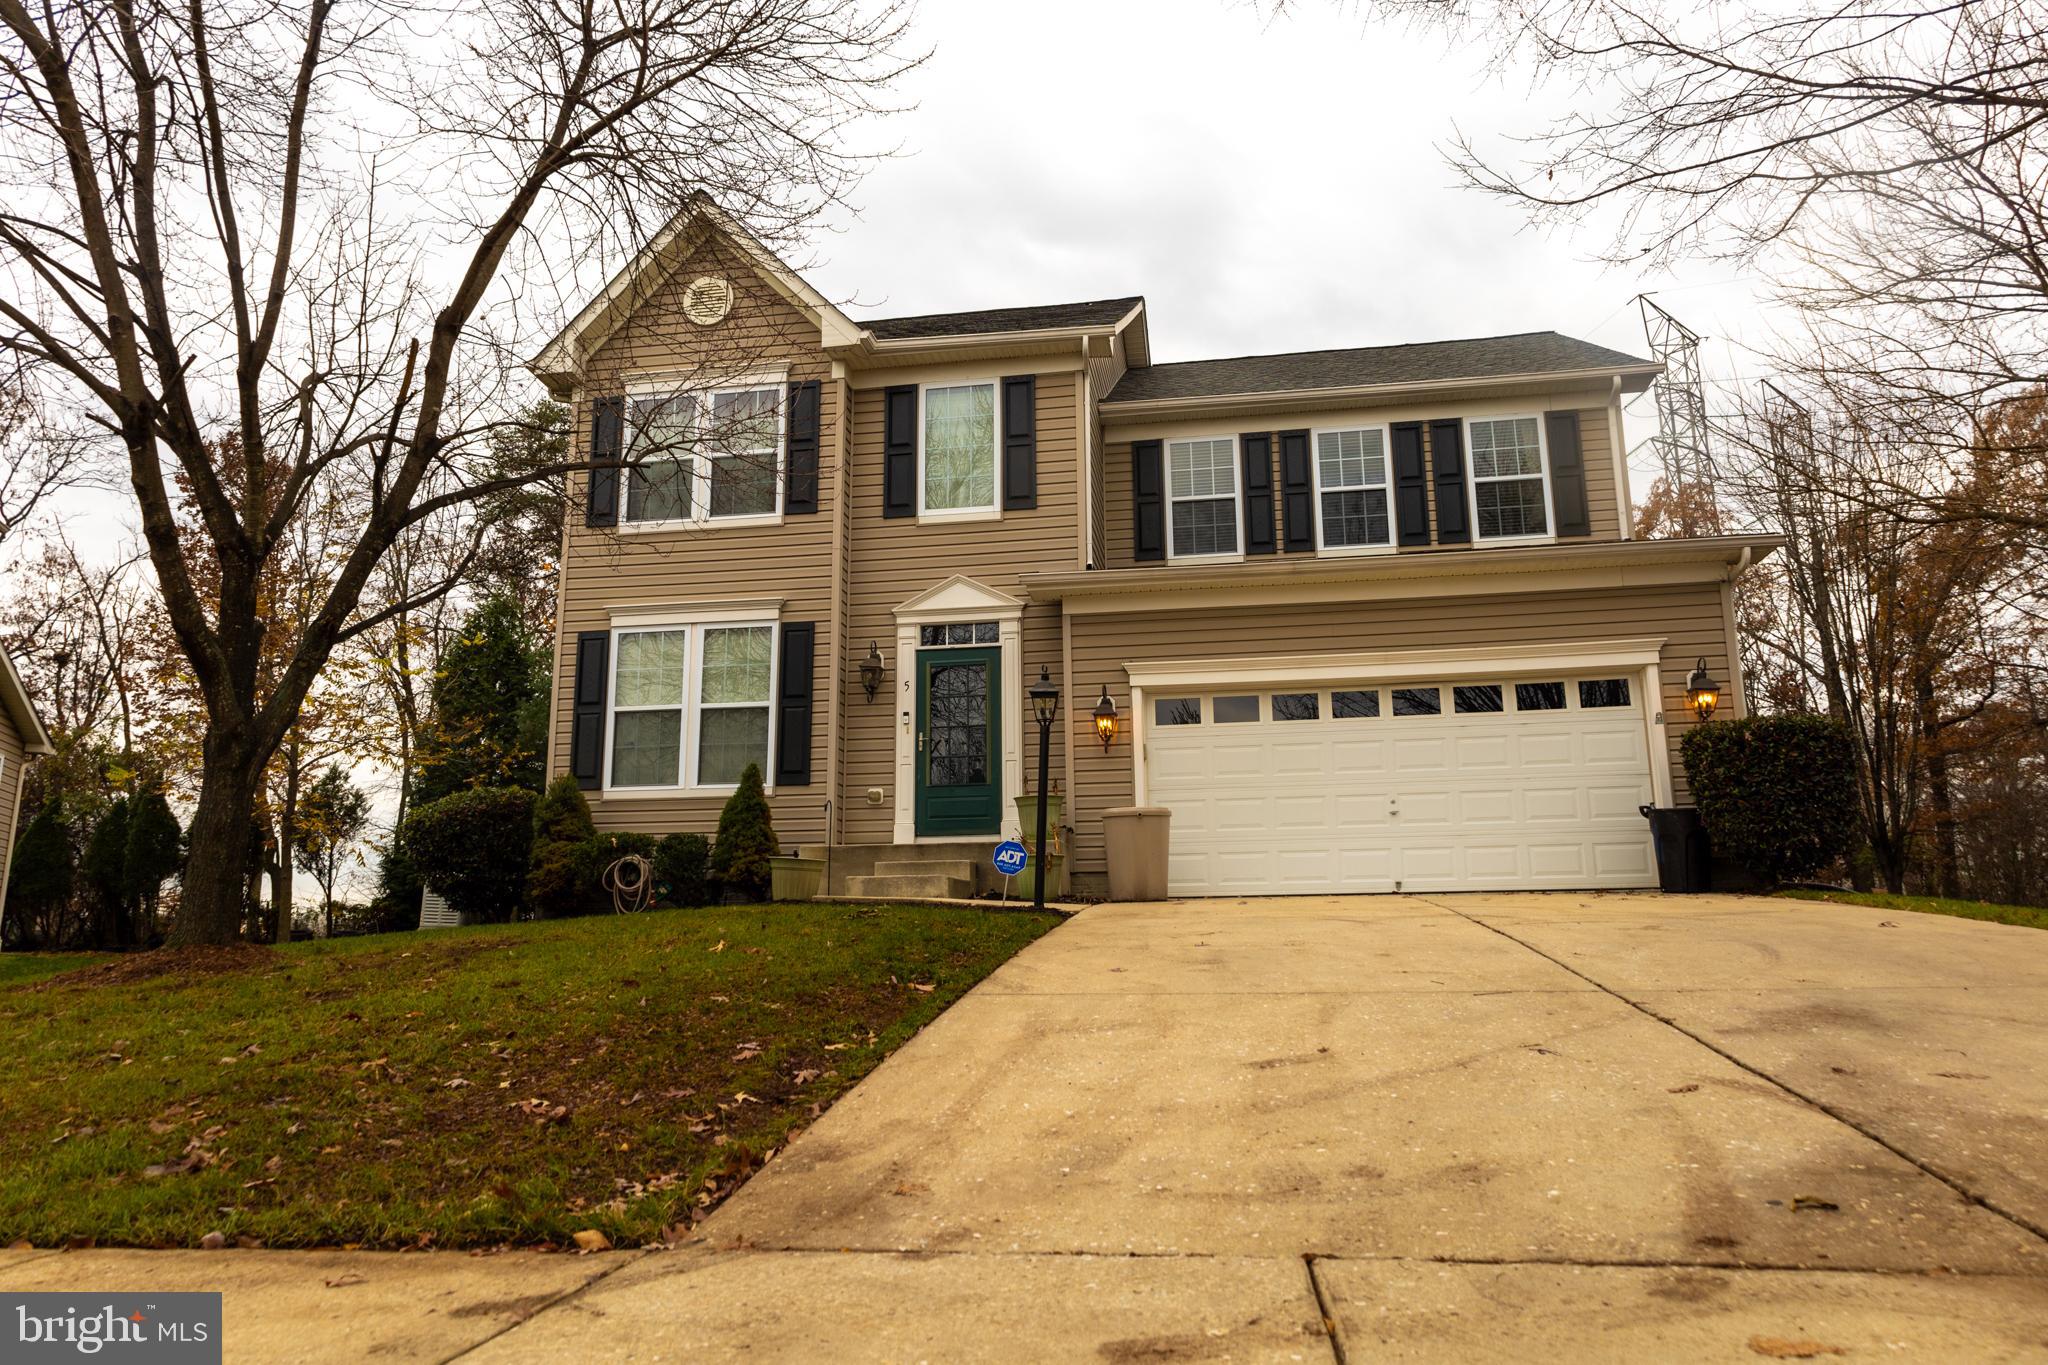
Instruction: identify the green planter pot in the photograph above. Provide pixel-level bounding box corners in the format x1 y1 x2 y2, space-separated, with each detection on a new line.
768 855 825 902
1011 794 1067 899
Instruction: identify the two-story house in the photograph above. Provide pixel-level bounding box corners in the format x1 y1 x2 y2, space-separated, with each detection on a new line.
531 196 1775 898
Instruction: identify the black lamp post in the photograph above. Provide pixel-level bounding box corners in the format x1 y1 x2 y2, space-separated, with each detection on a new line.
1028 666 1060 911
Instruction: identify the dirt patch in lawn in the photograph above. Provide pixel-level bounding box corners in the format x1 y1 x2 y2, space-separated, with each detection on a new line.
38 944 278 990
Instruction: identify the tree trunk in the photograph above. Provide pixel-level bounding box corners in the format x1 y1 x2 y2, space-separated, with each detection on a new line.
167 733 265 946
272 758 300 944
1916 678 1962 900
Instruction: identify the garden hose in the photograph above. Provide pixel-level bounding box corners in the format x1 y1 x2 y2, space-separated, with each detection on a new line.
603 852 656 915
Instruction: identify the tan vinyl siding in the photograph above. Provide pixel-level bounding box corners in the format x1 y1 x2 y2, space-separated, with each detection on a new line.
549 238 837 844
1064 580 1733 875
1101 407 1625 571
0 710 24 902
838 372 1078 844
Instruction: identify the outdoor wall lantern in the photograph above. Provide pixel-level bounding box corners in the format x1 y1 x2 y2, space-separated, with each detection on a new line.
1092 684 1120 751
859 642 885 702
1686 658 1720 722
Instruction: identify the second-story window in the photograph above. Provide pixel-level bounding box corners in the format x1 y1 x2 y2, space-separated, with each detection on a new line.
1167 437 1239 558
920 382 998 515
624 381 784 526
1315 427 1393 549
1468 416 1550 540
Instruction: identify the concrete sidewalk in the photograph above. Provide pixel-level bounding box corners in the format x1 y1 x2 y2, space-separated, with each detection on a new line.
10 893 2048 1361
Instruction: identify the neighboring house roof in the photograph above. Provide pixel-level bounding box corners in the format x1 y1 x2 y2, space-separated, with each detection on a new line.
1104 331 1658 405
862 297 1145 341
0 650 54 755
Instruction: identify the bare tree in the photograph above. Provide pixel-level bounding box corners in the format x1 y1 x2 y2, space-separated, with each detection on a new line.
0 0 915 943
0 358 94 545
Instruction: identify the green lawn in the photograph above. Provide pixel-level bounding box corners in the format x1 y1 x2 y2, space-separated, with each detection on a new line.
0 903 1060 1250
1779 888 2048 931
0 952 106 987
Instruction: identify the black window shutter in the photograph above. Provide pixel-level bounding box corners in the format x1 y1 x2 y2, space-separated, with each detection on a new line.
570 631 609 790
1391 422 1430 546
774 622 815 787
882 385 917 518
785 380 821 515
1132 439 1165 562
1429 419 1470 544
1240 433 1276 555
1278 429 1313 553
1001 375 1037 510
585 396 623 528
1545 410 1591 537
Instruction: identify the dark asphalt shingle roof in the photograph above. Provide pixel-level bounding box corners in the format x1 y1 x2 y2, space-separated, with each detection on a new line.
1104 332 1656 403
862 296 1143 340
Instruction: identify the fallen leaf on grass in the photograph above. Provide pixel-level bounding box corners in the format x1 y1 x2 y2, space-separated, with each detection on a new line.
908 982 935 994
443 1077 471 1089
791 1069 821 1085
708 940 726 954
1748 1336 1845 1358
731 1043 762 1062
571 1229 612 1252
199 1231 226 1250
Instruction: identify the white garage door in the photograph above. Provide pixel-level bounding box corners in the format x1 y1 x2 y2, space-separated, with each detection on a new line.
1144 674 1657 895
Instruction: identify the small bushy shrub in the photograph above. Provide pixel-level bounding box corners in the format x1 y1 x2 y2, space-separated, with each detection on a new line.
709 764 777 902
402 786 536 923
1682 714 1859 887
529 776 601 918
655 833 711 907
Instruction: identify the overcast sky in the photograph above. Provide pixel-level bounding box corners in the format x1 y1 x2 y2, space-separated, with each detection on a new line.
796 0 1778 475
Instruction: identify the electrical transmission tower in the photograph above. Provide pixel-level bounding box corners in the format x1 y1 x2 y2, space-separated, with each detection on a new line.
1635 295 1721 535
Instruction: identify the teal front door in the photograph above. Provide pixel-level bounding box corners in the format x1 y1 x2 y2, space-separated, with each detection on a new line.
915 647 1002 836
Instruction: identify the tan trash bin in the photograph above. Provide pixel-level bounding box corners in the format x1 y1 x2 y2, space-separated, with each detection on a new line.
1103 807 1171 901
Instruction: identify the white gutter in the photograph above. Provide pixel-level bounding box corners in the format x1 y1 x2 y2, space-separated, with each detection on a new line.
1098 363 1665 422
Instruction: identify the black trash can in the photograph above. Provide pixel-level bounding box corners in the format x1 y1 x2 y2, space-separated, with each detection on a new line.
1640 805 1713 893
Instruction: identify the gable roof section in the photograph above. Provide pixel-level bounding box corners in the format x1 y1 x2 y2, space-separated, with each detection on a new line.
1104 331 1657 406
528 194 866 395
863 297 1144 340
0 650 53 755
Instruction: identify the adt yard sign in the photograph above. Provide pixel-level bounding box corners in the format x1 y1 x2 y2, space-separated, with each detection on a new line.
992 840 1029 877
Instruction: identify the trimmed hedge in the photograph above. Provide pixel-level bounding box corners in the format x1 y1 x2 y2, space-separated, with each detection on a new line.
655 833 711 908
1681 714 1860 886
402 786 535 923
528 776 600 918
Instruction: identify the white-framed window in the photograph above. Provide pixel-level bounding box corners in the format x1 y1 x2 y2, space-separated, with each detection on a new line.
1466 415 1552 541
919 381 999 516
1166 436 1240 559
1313 425 1394 550
606 620 777 791
623 379 785 527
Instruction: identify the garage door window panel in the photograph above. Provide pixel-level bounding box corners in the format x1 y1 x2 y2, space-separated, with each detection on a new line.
1213 694 1261 723
1516 681 1567 711
1580 678 1633 708
1454 684 1504 714
1272 692 1320 721
1468 416 1551 541
1392 687 1441 717
1155 697 1202 726
1315 427 1393 550
1333 689 1380 719
1167 437 1241 559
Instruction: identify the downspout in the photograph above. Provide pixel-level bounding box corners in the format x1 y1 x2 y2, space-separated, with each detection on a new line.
824 365 852 848
1609 374 1634 539
1723 546 1753 717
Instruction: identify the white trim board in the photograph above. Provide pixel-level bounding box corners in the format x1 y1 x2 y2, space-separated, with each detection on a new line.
890 578 1027 844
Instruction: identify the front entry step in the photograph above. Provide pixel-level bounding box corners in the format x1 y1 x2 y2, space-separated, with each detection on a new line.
844 871 976 900
800 841 1004 897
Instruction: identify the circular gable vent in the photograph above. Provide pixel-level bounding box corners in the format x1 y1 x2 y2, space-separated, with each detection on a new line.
682 275 734 326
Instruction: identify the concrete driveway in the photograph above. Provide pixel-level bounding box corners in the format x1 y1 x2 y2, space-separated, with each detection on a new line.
466 892 2048 1361
10 893 2048 1361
